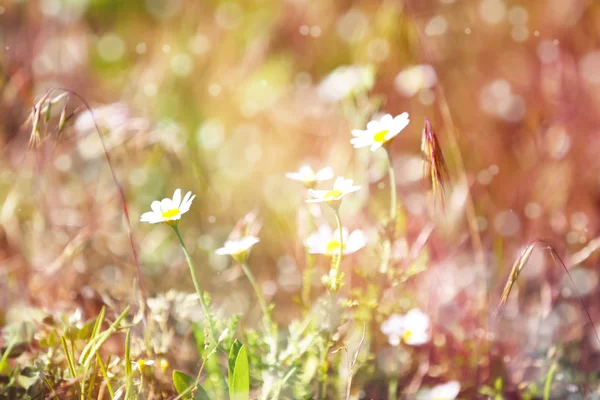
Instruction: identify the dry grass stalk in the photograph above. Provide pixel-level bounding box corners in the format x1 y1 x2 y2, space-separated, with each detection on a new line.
422 118 450 212
494 240 600 345
23 88 147 308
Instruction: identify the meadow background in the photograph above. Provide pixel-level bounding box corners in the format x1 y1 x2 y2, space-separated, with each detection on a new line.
2 0 600 399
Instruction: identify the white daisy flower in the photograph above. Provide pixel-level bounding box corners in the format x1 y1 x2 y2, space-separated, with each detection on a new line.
416 381 460 400
401 308 430 345
381 308 430 346
350 112 410 151
306 177 360 206
318 65 375 102
132 359 155 372
305 225 367 256
286 165 334 188
140 189 195 225
216 236 260 263
380 313 405 346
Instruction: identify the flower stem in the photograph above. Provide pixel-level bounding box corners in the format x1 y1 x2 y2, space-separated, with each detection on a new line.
379 149 397 274
302 253 314 307
172 225 218 346
332 209 344 290
388 377 398 400
386 149 397 224
240 262 268 317
241 261 277 367
302 202 315 308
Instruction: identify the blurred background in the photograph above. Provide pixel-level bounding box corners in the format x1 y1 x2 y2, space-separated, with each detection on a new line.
2 0 600 395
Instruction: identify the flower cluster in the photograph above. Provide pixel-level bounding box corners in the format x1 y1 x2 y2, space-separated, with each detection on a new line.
136 105 452 398
140 189 260 261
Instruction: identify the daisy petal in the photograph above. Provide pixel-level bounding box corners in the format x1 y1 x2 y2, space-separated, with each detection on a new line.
215 247 229 255
140 211 158 222
151 201 161 213
370 141 385 151
315 167 334 181
350 137 371 147
384 130 401 141
366 120 381 131
308 189 328 198
332 177 347 190
181 191 192 208
285 172 302 180
172 189 182 209
180 193 195 212
346 229 367 253
388 335 401 346
380 114 393 124
160 198 172 211
405 330 429 345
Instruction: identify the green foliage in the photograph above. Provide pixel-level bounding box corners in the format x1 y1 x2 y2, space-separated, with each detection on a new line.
228 342 249 400
173 370 211 400
479 377 504 399
124 329 135 400
228 339 244 381
193 322 206 359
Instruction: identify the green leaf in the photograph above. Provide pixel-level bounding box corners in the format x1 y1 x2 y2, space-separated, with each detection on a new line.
79 306 130 366
192 323 205 358
228 340 243 381
229 345 249 400
173 370 210 400
124 329 135 400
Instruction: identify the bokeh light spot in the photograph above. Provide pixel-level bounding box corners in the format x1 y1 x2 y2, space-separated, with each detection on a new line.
480 0 506 25
97 33 125 62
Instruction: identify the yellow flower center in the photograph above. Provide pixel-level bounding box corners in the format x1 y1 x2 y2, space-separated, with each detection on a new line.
326 240 345 254
373 129 389 142
161 209 180 219
403 330 413 342
324 189 342 200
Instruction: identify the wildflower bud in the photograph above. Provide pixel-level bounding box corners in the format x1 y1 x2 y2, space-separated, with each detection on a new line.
218 328 229 343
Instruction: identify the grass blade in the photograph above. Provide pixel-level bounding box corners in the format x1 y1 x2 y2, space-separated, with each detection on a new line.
79 306 130 366
124 329 134 400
